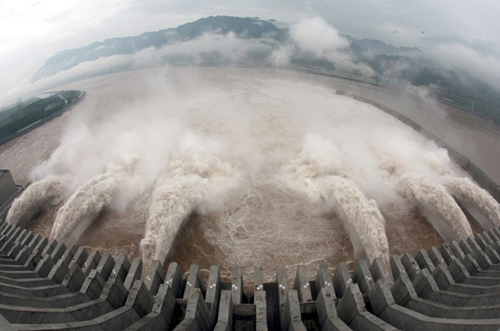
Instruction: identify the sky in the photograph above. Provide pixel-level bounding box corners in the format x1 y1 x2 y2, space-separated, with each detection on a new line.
1 0 500 106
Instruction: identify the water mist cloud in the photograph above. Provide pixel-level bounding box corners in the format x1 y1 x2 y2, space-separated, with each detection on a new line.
9 68 500 284
11 15 386 101
31 79 189 207
290 17 349 56
290 17 375 77
429 42 500 91
6 32 281 101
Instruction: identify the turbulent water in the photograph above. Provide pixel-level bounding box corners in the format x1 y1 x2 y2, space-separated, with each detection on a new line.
301 175 389 264
6 176 67 227
142 151 240 275
282 134 389 265
50 172 119 244
397 175 473 241
442 176 500 230
3 67 500 284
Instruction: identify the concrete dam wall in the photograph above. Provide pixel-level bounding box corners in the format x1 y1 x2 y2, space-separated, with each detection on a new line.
1 220 500 329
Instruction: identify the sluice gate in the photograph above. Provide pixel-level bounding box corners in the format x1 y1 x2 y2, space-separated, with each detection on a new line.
1 220 500 329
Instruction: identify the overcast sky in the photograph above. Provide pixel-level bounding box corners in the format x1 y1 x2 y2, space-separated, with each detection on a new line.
1 0 499 106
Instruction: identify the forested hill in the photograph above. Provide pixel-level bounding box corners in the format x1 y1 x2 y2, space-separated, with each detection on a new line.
0 91 83 144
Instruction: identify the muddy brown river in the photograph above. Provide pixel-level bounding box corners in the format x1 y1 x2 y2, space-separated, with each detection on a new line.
1 67 497 285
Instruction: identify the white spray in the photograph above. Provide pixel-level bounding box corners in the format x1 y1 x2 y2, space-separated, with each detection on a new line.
397 175 473 241
141 175 209 275
441 176 500 230
316 176 389 264
8 68 500 286
283 134 389 265
50 173 119 244
141 144 240 275
49 159 137 244
6 176 67 228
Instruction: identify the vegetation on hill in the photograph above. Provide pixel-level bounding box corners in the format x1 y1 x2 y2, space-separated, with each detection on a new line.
358 54 500 123
0 90 81 142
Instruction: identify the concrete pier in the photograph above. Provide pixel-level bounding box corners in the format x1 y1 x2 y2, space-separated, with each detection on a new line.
0 221 499 329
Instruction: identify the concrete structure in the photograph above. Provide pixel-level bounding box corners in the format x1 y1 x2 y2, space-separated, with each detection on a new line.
0 220 499 329
0 171 17 207
0 170 21 219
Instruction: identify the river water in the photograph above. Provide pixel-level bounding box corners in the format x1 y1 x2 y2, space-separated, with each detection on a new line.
0 67 495 285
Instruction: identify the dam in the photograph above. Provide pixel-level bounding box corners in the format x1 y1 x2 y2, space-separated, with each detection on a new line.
0 219 500 329
1 68 500 329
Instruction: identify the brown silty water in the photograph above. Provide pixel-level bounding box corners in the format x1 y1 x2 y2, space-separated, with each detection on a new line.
1 67 498 289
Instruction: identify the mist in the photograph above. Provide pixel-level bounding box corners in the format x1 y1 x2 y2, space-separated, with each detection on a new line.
289 17 375 77
429 42 500 91
4 13 500 112
6 67 500 281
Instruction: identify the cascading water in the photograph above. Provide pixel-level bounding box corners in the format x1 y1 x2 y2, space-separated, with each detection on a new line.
4 68 500 286
6 176 67 228
316 176 389 264
141 150 241 275
397 174 473 241
50 172 119 244
442 176 500 230
282 134 389 266
141 175 210 275
50 158 138 244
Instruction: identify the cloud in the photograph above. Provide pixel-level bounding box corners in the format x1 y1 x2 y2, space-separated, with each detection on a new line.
156 32 276 64
4 16 381 103
2 32 281 103
290 17 375 77
429 43 500 90
2 0 500 103
290 17 350 56
1 16 349 103
269 45 294 67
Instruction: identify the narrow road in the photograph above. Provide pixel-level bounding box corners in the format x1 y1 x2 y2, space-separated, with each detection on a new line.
56 93 68 104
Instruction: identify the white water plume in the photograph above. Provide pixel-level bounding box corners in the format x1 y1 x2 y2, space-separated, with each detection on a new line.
317 176 389 264
441 176 500 230
397 175 473 241
6 68 500 286
49 159 138 244
6 176 67 228
141 141 241 275
50 172 119 244
283 134 389 265
141 175 209 274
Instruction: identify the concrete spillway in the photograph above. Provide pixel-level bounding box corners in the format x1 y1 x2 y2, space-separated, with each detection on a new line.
1 220 500 329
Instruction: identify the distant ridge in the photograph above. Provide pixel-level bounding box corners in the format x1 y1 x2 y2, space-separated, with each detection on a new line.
31 16 286 82
31 15 500 120
31 16 416 83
